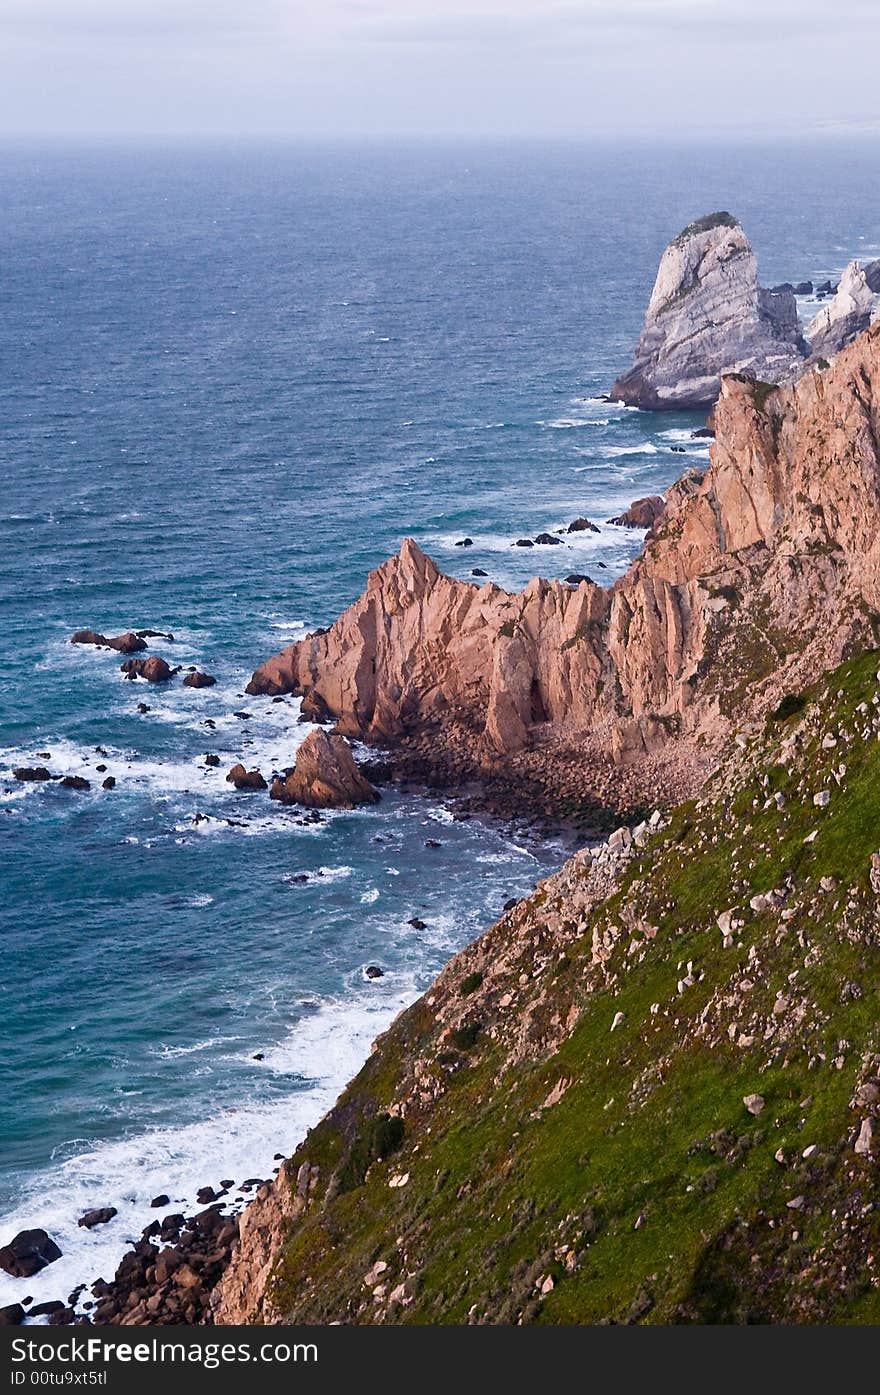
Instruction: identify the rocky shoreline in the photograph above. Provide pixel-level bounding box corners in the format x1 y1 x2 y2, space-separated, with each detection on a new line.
4 259 879 1326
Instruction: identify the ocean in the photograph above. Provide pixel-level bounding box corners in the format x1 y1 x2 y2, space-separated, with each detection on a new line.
1 141 878 1310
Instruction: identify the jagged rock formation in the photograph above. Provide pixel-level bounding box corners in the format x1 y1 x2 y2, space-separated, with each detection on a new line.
269 730 379 809
610 212 808 409
807 260 877 360
212 649 880 1323
247 325 880 794
866 260 880 295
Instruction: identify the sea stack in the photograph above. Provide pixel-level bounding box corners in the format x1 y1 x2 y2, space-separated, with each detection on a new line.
270 730 379 809
610 212 808 410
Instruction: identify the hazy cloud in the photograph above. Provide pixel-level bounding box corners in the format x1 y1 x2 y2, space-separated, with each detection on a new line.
0 0 876 140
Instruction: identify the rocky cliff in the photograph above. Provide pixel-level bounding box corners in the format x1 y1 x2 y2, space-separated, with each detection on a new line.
609 213 808 409
807 260 877 360
248 325 880 814
214 646 880 1324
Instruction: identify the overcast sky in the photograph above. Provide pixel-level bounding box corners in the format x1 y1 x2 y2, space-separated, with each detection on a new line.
0 0 877 142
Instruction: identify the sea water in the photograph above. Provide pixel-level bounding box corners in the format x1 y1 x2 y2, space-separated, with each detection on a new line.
1 141 878 1307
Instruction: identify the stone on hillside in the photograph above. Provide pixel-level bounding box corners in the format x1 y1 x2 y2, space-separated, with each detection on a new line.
855 1117 875 1156
743 1093 765 1116
813 790 831 807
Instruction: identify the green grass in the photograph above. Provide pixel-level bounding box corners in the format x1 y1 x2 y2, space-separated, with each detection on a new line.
258 648 880 1325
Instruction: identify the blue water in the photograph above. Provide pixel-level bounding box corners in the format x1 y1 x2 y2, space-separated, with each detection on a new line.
1 142 878 1306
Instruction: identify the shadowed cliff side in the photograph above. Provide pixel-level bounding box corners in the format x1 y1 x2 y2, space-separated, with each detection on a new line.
248 324 880 803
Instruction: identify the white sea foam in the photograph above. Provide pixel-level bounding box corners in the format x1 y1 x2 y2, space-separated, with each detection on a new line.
0 986 417 1312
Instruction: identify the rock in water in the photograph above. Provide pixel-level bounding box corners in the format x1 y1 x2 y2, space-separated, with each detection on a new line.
120 656 174 683
0 1228 62 1278
78 1207 117 1230
608 495 666 530
610 212 808 409
807 261 876 360
225 763 268 791
270 730 379 809
183 670 217 689
71 629 147 653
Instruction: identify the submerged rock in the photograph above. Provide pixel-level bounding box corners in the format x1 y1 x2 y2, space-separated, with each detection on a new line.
71 629 147 654
610 212 808 410
270 730 379 810
567 517 600 534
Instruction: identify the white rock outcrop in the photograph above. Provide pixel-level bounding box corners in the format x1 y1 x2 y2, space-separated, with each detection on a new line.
611 212 807 410
807 260 876 360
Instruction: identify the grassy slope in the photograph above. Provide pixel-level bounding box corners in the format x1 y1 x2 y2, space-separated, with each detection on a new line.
262 650 880 1325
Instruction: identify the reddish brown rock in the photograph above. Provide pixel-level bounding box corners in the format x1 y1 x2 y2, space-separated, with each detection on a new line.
226 763 267 791
120 657 174 683
270 730 379 809
608 496 666 530
183 671 217 689
72 630 147 654
245 325 880 787
0 1228 62 1279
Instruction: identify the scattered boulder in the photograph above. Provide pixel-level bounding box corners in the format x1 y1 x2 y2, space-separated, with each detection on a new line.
226 763 268 792
121 656 174 683
77 1207 117 1230
513 538 534 548
60 775 90 791
0 1304 24 1326
136 629 175 641
534 533 563 546
364 965 384 980
270 730 379 809
471 568 488 577
743 1093 765 1116
454 538 473 547
204 753 221 767
183 671 216 689
0 1228 62 1278
564 573 592 585
567 517 600 534
608 496 666 530
13 767 53 782
150 1195 170 1209
102 776 116 790
196 1187 217 1206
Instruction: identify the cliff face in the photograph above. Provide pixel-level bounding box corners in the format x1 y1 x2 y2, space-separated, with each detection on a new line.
807 260 877 360
215 646 880 1324
609 213 808 410
249 324 880 783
